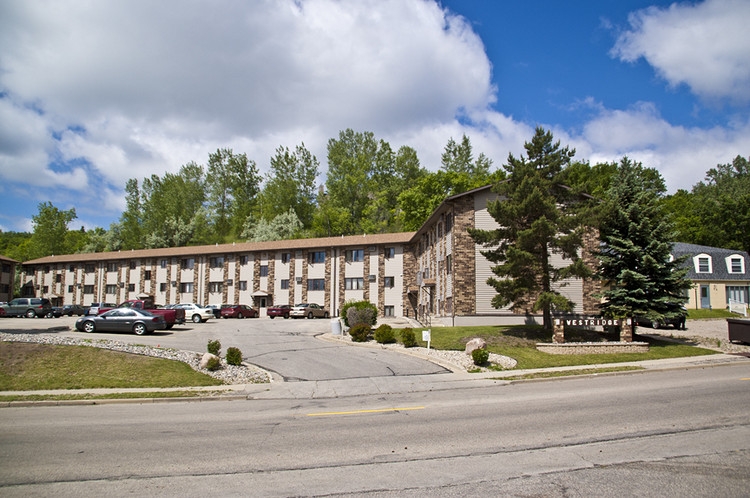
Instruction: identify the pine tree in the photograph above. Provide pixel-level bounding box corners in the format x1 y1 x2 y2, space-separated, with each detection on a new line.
470 128 592 330
597 157 692 337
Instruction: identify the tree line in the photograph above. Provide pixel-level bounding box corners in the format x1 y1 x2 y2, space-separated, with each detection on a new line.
1 128 748 265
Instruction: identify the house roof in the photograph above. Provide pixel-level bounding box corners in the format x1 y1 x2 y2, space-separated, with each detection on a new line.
672 242 750 281
22 232 415 266
0 254 19 264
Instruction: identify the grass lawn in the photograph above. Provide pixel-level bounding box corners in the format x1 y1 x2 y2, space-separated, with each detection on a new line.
409 324 718 370
0 342 223 391
687 309 742 319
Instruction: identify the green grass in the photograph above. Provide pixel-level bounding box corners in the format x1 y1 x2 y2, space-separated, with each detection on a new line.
496 365 645 380
0 342 223 391
415 324 718 370
687 308 742 319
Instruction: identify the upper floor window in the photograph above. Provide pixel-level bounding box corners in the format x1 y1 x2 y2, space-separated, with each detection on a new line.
445 213 452 232
180 282 194 293
209 282 223 293
308 279 325 291
144 270 152 280
260 265 269 277
308 251 325 264
345 278 364 290
181 258 195 270
281 252 291 264
105 284 118 294
209 257 224 269
69 264 75 272
160 259 168 269
240 255 249 265
727 256 745 274
129 260 136 270
384 276 395 288
106 262 118 272
85 264 96 273
694 254 712 273
346 249 364 262
280 279 290 290
384 247 395 259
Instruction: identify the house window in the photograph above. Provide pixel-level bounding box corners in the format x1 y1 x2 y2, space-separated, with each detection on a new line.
55 274 62 283
308 279 325 291
128 283 135 292
260 265 269 277
345 278 364 290
42 285 49 294
308 251 325 264
209 282 223 293
105 284 118 294
384 247 395 259
384 306 394 317
384 276 395 288
695 255 712 273
238 281 248 291
281 252 291 264
181 258 195 270
144 270 152 280
69 264 75 272
240 255 249 265
83 285 94 294
346 249 364 262
727 286 749 304
445 214 452 232
280 279 289 290
180 282 194 293
446 254 452 273
160 259 168 269
728 256 745 274
209 257 224 268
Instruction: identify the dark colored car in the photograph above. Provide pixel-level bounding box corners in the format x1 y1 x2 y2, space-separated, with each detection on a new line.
61 304 86 316
634 311 687 330
47 307 63 318
1 298 53 318
75 308 166 335
267 304 291 319
221 304 257 319
207 304 227 318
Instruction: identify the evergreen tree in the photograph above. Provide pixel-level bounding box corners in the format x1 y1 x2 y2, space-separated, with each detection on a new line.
596 157 692 336
470 127 591 330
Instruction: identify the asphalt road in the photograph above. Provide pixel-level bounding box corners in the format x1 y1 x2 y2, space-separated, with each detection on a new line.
0 315 449 381
1 364 749 496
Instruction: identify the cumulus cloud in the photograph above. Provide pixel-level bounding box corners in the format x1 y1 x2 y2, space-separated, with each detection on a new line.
611 0 750 102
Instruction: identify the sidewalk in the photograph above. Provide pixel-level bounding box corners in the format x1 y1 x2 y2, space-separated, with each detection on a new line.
3 351 748 405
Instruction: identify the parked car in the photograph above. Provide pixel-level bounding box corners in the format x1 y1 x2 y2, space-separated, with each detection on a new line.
221 304 257 319
175 303 215 323
267 304 291 319
61 304 86 316
0 298 53 318
634 311 686 330
87 302 117 316
47 307 63 318
206 304 226 318
290 303 329 319
75 308 166 335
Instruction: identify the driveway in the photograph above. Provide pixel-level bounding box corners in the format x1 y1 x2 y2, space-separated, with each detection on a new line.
0 315 449 381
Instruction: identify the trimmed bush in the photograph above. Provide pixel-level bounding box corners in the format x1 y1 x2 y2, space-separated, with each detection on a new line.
226 347 243 366
207 339 221 356
341 301 378 327
374 324 396 344
205 355 222 371
349 324 372 342
400 328 417 348
472 348 489 366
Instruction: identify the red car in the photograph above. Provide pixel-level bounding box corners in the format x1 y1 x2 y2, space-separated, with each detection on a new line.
221 304 257 319
266 304 291 319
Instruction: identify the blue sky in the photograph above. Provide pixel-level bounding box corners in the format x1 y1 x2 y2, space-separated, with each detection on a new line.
1 0 748 234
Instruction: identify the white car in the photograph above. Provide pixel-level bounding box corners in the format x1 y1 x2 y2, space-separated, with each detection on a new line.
176 303 214 323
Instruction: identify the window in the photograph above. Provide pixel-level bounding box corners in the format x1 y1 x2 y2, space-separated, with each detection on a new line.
83 285 94 294
345 278 364 290
160 259 168 269
238 281 247 291
68 285 74 293
240 255 249 265
696 256 711 273
129 261 136 270
260 265 269 277
144 270 152 280
281 252 291 263
446 254 452 273
308 279 325 291
727 256 745 274
727 286 749 304
384 276 394 288
308 251 325 264
128 283 135 292
346 249 364 262
181 258 195 270
160 283 167 292
384 247 395 259
42 285 49 294
69 264 75 272
384 306 394 317
280 279 289 290
209 282 223 293
105 284 118 294
85 264 96 273
445 213 452 232
55 274 62 283
180 282 194 293
210 257 224 268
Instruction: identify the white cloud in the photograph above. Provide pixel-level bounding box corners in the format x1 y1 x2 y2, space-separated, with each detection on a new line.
612 0 750 102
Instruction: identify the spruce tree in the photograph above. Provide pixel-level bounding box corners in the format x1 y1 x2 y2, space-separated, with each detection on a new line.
597 157 692 336
470 128 592 330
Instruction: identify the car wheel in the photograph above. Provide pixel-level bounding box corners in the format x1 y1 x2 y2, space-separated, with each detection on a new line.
165 324 174 330
192 314 202 323
652 320 661 329
133 323 147 335
283 314 289 319
238 313 244 319
323 312 329 318
308 312 313 319
269 315 275 319
83 321 95 333
25 309 36 319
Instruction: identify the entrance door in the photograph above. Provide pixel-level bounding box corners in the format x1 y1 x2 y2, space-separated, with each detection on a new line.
700 285 711 309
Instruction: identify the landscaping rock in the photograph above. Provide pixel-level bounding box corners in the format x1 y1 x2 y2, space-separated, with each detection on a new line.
200 352 219 369
464 337 487 355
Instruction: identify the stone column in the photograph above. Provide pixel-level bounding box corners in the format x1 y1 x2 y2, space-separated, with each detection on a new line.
620 319 633 342
553 319 565 343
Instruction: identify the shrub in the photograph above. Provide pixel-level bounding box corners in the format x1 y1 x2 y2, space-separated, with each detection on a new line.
207 339 221 356
226 347 243 366
400 328 417 348
374 324 396 344
349 323 372 342
341 301 378 327
472 348 490 366
205 355 222 371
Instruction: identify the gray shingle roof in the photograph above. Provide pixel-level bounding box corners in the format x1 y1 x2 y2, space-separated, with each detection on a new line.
671 242 750 281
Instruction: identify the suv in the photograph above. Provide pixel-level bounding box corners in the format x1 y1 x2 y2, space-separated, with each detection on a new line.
1 298 53 318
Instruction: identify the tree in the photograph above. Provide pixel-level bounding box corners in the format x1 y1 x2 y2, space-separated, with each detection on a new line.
469 127 592 330
118 178 143 250
205 149 261 241
242 209 302 242
596 157 692 337
29 202 77 259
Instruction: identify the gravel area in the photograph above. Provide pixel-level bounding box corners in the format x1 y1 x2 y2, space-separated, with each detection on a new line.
0 332 271 385
638 318 750 354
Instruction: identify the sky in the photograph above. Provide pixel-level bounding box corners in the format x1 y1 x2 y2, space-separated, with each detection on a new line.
1 0 749 233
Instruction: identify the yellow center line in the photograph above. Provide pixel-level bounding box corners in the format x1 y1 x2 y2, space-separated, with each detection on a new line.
741 378 750 381
306 406 426 417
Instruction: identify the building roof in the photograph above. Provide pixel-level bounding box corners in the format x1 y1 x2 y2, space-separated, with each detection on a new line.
22 232 415 265
672 242 750 281
0 254 19 264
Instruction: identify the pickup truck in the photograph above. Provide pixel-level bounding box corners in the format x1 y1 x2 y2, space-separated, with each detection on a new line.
97 300 185 329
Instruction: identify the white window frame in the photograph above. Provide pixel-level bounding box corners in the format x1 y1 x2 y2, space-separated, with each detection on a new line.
694 254 712 273
726 255 745 274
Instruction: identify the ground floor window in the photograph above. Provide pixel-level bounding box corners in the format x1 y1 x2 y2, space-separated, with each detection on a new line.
209 282 223 293
726 286 749 304
384 305 394 316
308 279 325 291
105 284 117 294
